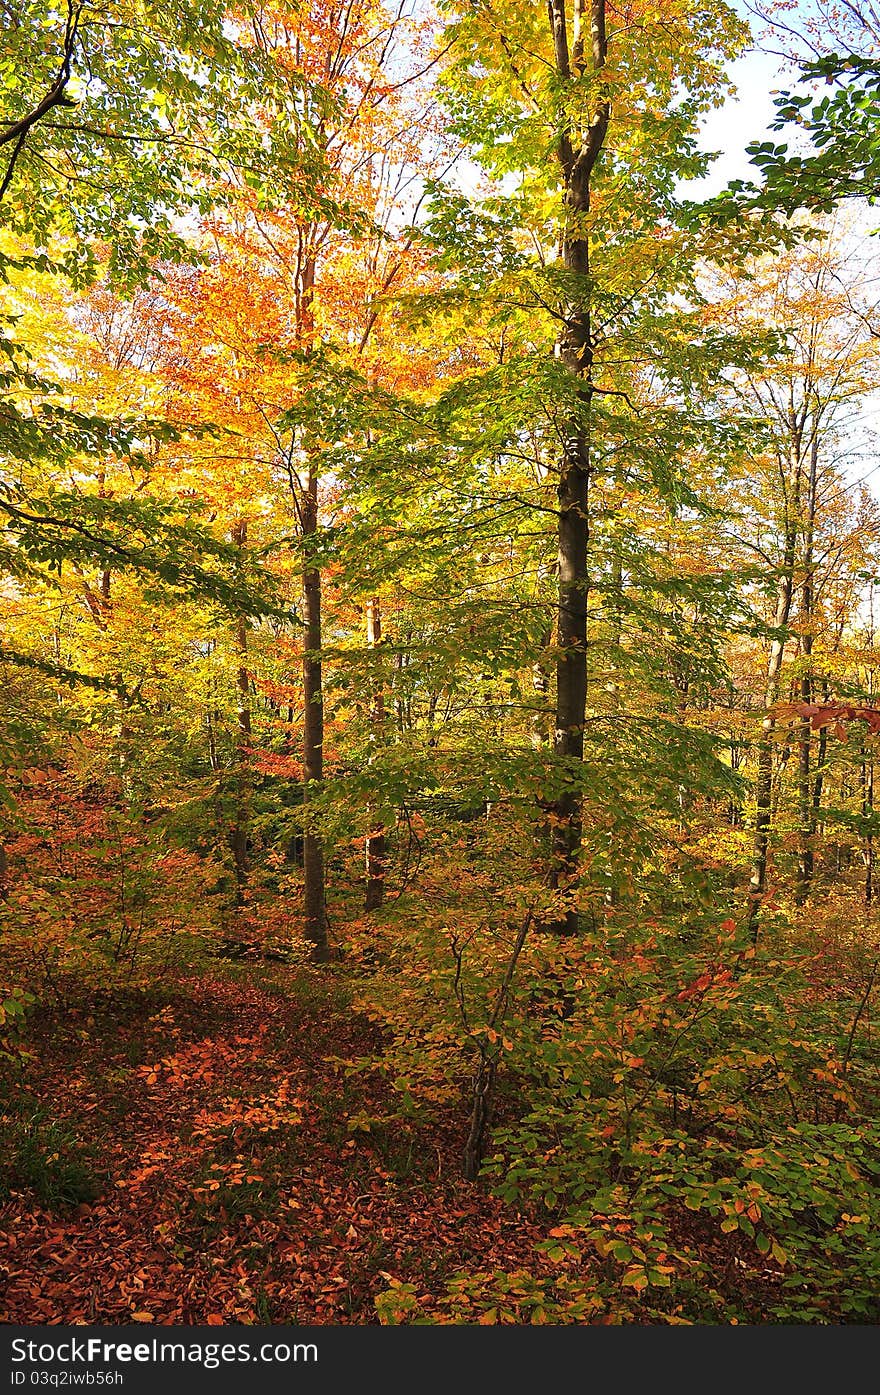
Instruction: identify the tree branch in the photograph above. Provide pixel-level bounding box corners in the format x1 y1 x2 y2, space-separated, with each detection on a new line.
0 0 82 151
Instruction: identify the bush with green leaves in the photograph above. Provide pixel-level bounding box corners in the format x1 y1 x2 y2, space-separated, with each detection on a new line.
359 904 880 1322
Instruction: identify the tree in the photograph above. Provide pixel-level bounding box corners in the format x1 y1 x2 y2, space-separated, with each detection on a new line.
0 0 328 282
417 0 749 936
716 0 880 214
544 0 610 933
106 1 445 957
707 230 880 933
0 2 329 710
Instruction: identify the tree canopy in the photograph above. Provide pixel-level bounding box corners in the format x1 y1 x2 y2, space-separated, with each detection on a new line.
3 0 880 1329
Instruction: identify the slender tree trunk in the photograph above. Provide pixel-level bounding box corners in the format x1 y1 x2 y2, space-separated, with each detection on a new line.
98 475 111 619
864 628 875 906
795 680 813 901
813 720 827 828
288 243 329 960
460 911 533 1180
748 479 800 941
205 640 222 774
206 704 220 773
364 596 386 911
747 398 809 942
394 624 411 733
867 763 875 907
531 621 553 750
810 676 830 870
862 737 874 906
302 467 329 959
796 433 819 904
229 519 251 901
546 0 609 934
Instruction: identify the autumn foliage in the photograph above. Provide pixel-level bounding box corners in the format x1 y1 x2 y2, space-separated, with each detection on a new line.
2 0 880 1329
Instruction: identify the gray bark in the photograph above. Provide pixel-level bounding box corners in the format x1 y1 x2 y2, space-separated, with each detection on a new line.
547 0 609 933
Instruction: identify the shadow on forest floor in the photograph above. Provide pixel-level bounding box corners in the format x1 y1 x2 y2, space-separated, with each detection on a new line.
0 969 556 1324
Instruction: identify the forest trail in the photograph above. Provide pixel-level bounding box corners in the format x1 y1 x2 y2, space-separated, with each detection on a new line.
0 972 551 1325
5 0 880 1331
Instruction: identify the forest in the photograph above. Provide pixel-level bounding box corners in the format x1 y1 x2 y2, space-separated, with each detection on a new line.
2 0 880 1328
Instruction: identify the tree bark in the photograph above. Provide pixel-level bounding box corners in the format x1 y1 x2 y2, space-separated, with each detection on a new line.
796 431 819 904
302 467 329 959
229 519 251 901
862 737 874 906
287 241 329 960
546 0 609 934
747 581 793 940
863 615 875 907
748 429 802 940
364 596 386 911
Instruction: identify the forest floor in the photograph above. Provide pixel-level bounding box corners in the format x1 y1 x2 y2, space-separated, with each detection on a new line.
0 968 558 1325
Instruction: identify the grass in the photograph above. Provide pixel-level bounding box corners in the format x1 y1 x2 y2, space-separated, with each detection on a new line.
0 1110 103 1211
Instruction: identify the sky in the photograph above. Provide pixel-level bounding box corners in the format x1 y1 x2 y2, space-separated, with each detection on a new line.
680 46 784 196
680 28 880 499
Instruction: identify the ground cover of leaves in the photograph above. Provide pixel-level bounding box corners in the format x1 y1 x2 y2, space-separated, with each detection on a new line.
0 971 554 1324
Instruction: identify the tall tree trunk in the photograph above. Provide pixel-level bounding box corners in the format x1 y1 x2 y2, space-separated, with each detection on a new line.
229 519 251 901
748 425 803 940
813 718 827 832
206 639 222 774
864 617 875 907
747 566 794 940
796 431 819 904
302 466 329 959
531 621 553 750
206 703 220 773
862 737 874 906
546 0 609 934
288 243 329 960
364 596 386 911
